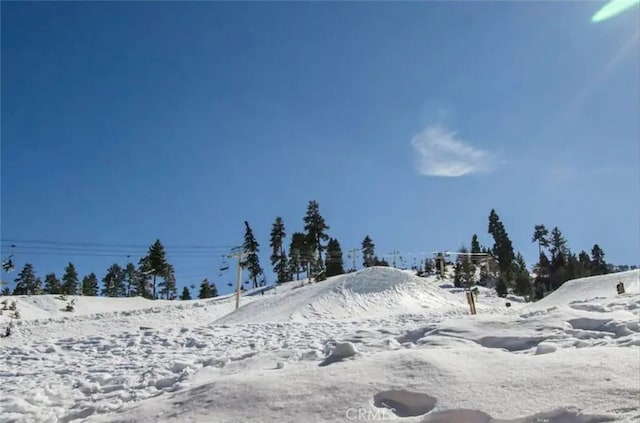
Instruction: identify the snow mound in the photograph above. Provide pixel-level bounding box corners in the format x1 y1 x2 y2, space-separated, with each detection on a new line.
214 267 471 324
528 270 639 310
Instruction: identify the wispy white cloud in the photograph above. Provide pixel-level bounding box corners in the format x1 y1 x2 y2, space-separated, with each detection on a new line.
410 124 496 177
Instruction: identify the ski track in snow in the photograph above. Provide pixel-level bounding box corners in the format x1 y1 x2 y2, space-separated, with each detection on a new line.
1 268 638 423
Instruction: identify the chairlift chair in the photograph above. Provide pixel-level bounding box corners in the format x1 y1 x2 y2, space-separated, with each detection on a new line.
2 245 16 273
219 256 230 272
2 257 14 273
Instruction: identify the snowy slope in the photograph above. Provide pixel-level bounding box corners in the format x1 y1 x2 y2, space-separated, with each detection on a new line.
1 295 180 321
0 290 273 341
0 283 285 324
1 269 638 423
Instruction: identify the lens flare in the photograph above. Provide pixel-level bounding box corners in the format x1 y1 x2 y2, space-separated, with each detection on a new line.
592 0 640 22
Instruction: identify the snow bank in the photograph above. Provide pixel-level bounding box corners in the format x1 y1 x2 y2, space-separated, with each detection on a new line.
527 270 639 310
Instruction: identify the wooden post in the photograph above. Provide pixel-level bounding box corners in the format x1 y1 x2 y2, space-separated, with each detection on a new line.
466 291 477 315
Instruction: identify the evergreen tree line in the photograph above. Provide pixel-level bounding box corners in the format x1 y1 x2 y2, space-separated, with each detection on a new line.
450 209 613 300
531 224 610 299
255 200 398 285
7 239 180 299
262 200 338 284
2 206 621 302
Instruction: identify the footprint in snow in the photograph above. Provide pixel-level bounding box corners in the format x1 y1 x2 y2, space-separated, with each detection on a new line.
373 389 437 417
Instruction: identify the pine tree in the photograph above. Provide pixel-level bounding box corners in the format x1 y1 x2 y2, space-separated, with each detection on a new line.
566 253 584 280
532 224 550 257
289 232 307 280
34 277 43 295
44 273 62 295
198 278 213 299
470 234 481 264
495 275 508 297
590 244 608 276
452 261 462 287
1 287 9 296
13 263 39 295
159 263 177 299
303 200 330 274
144 239 169 299
423 258 434 275
277 251 289 282
578 250 592 275
453 247 476 288
270 217 289 284
62 262 79 296
514 253 531 297
548 227 570 289
242 221 263 289
325 238 345 277
180 286 192 300
488 209 515 294
471 235 481 254
361 236 376 268
102 264 125 297
81 273 99 296
533 252 552 296
137 256 153 299
375 257 389 266
123 263 139 297
549 227 569 261
210 281 219 297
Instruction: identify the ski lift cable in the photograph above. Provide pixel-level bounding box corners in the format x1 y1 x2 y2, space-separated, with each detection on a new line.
1 243 223 251
1 246 229 257
1 238 236 250
1 250 231 261
3 250 227 259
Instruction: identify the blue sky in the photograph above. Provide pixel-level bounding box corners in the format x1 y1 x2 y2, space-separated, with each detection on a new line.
2 1 639 296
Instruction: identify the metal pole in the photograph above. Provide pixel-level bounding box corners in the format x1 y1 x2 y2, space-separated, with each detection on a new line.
390 250 399 268
349 248 358 271
229 247 243 310
235 252 243 310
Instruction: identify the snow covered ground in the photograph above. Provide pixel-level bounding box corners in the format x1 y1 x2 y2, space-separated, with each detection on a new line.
1 267 638 422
